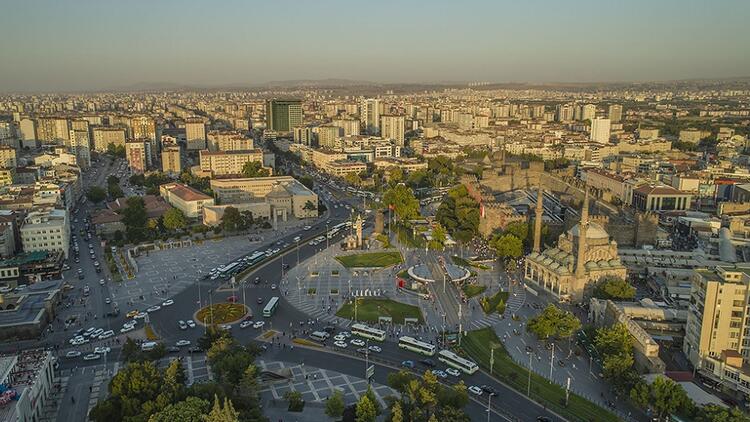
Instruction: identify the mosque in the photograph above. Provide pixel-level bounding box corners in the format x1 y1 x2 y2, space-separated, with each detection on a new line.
524 186 627 303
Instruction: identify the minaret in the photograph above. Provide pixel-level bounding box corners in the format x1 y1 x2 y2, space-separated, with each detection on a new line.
575 188 589 278
533 186 544 253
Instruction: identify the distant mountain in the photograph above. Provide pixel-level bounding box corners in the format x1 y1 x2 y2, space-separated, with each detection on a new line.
258 78 382 89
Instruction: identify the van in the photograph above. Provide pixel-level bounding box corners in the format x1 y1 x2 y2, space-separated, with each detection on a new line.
310 331 330 342
141 341 158 351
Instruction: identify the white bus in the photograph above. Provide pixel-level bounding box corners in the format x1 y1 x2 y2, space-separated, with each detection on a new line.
398 336 436 356
351 323 386 342
437 349 478 374
218 262 240 277
263 296 280 317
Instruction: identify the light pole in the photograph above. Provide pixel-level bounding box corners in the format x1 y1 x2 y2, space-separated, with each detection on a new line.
458 303 463 347
549 343 555 381
365 339 370 382
527 352 533 396
486 392 492 422
296 239 300 268
490 347 495 374
442 272 446 294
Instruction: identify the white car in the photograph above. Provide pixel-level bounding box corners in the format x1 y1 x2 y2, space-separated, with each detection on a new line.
468 385 483 396
333 334 346 342
175 340 191 347
334 341 348 348
239 320 253 329
186 320 196 328
350 339 365 347
178 320 187 330
220 324 232 330
368 345 382 353
270 284 277 290
303 225 311 231
91 328 104 338
105 298 111 304
94 346 111 354
83 353 101 361
65 350 81 358
99 279 105 286
162 299 174 307
253 321 265 329
340 331 351 338
120 325 135 333
98 330 114 340
146 305 161 313
445 368 461 377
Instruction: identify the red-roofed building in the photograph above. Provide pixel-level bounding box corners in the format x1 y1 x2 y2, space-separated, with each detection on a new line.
159 183 214 218
632 185 692 212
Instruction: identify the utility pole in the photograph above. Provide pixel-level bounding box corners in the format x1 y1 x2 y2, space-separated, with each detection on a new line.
490 348 495 374
486 392 492 422
527 352 532 396
458 303 463 347
549 343 555 381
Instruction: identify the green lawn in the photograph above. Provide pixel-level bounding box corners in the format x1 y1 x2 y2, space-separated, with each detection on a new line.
451 255 491 270
460 328 618 422
480 291 509 314
462 283 487 299
336 298 423 324
335 251 403 268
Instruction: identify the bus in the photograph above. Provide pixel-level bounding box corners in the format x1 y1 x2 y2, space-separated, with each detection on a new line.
245 251 266 266
398 336 436 356
263 296 280 317
218 262 240 278
351 323 386 342
437 349 478 374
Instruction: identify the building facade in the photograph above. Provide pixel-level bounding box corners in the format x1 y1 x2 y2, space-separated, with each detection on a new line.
20 209 70 258
199 149 265 177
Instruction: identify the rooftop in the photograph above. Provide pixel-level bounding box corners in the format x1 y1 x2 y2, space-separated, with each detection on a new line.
161 182 212 202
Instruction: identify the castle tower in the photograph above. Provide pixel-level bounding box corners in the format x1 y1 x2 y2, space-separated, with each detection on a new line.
575 188 589 278
533 186 544 253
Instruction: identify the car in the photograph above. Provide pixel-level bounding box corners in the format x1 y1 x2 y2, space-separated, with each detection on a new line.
240 320 253 329
350 339 365 347
356 347 368 354
186 320 196 328
445 368 461 377
270 284 277 290
303 225 311 231
134 312 148 319
166 346 181 353
99 279 105 285
401 360 415 368
176 340 191 347
333 341 348 348
178 320 187 330
340 331 351 338
146 305 161 313
420 359 436 368
98 330 114 340
431 370 448 379
333 334 346 342
105 297 111 304
536 418 553 422
65 351 81 358
468 385 483 396
219 324 232 330
253 321 265 329
83 353 101 361
188 346 203 353
480 385 498 396
368 345 382 353
91 328 104 338
94 346 111 354
120 325 135 333
226 296 238 303
162 299 174 306
293 236 301 242
256 297 264 304
126 310 140 319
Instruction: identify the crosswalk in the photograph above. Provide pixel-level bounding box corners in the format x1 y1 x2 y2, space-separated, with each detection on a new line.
468 313 503 330
289 301 353 328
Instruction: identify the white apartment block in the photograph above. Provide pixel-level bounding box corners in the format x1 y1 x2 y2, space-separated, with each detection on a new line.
199 149 265 177
20 209 70 258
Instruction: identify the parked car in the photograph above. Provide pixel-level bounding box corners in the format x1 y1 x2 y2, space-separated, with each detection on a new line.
176 340 191 347
83 353 101 361
468 385 483 396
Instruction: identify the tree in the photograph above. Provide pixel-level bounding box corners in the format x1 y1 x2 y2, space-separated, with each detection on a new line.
148 397 209 422
87 186 107 203
594 323 632 357
383 184 420 221
390 401 404 422
303 200 317 211
631 376 692 420
107 175 120 185
205 395 239 422
108 182 124 199
594 277 636 300
163 208 187 231
490 233 523 261
697 404 750 422
221 206 242 232
284 390 304 411
388 167 404 184
356 394 377 422
436 185 479 242
122 196 148 242
241 161 270 178
325 390 346 418
526 305 581 340
298 175 314 190
129 174 146 186
107 143 126 158
595 323 637 391
503 222 529 244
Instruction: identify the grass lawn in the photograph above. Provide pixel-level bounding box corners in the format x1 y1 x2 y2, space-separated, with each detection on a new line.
335 251 403 268
307 288 317 295
451 255 491 270
397 269 410 279
195 303 247 324
336 298 423 324
462 283 487 299
480 291 509 314
460 328 618 422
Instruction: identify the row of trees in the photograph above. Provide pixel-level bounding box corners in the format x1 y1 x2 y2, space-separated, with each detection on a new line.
86 175 124 203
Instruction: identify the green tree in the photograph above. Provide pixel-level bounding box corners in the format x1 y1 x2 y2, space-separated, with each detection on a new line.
205 395 239 422
122 196 148 242
356 394 377 422
526 305 581 340
241 161 270 178
490 233 523 261
129 173 146 186
594 277 636 300
633 376 692 420
325 390 346 419
298 175 314 190
503 221 529 244
383 184 420 221
148 397 209 422
388 167 404 184
107 143 126 158
221 206 242 232
594 323 632 356
345 172 363 186
390 401 404 422
163 208 187 231
87 186 107 203
108 182 124 199
284 390 304 411
697 404 750 422
107 175 120 185
303 200 317 211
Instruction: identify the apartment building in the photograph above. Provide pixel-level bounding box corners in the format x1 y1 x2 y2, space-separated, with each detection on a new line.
266 99 302 133
92 127 127 152
125 140 150 174
161 145 181 176
20 209 70 258
0 146 17 168
380 114 405 146
206 130 253 152
185 118 207 150
199 149 265 177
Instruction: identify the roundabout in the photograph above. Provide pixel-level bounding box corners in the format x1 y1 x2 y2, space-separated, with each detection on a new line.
194 303 249 325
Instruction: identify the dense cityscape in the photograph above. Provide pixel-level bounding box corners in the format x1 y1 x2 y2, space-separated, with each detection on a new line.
1 2 750 422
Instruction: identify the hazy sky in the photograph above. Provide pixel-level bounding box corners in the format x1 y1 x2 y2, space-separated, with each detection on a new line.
1 0 748 92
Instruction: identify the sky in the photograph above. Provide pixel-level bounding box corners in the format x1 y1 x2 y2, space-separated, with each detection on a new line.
1 0 748 92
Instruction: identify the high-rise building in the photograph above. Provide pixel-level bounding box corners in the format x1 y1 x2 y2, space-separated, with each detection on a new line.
331 117 361 136
20 209 70 258
206 130 252 152
316 125 342 149
0 146 17 168
130 116 158 161
161 145 182 176
380 115 405 146
582 104 597 121
68 129 91 169
360 98 380 135
125 140 150 174
590 118 611 144
266 99 302 133
293 126 314 146
608 104 623 123
19 118 37 148
92 127 127 152
556 104 575 122
185 118 207 150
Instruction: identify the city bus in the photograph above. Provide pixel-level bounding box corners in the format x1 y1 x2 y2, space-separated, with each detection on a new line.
437 349 478 374
245 251 266 266
351 323 386 342
398 336 436 356
263 296 280 317
218 262 240 278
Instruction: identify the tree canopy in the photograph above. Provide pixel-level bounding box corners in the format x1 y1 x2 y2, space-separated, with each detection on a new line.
86 186 107 203
121 196 148 242
241 161 270 178
436 185 479 242
163 208 187 231
383 184 420 221
594 277 636 300
526 304 581 340
385 370 470 422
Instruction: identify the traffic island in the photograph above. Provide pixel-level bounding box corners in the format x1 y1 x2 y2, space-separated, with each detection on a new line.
335 298 423 324
194 303 248 325
335 251 403 268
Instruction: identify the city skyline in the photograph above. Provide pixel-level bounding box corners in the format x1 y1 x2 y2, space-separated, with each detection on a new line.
1 0 749 92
